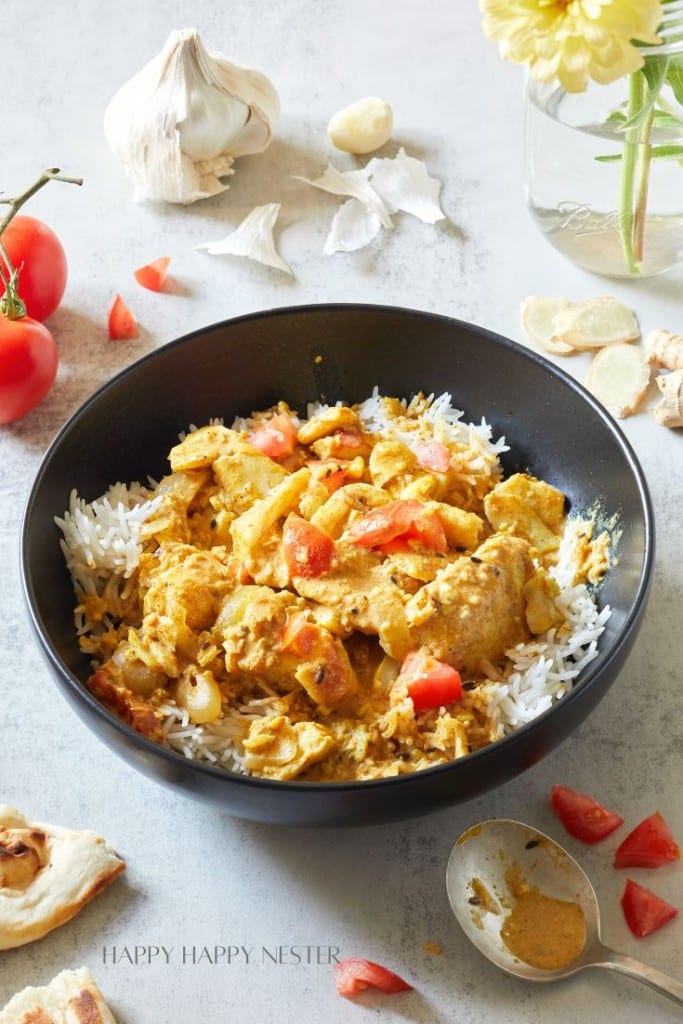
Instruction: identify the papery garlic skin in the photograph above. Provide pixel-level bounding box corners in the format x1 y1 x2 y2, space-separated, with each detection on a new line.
104 27 279 204
196 204 292 274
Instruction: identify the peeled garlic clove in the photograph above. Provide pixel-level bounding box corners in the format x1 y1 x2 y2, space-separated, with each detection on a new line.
585 342 651 418
520 297 574 355
196 204 292 275
551 296 640 350
327 97 393 154
104 27 279 204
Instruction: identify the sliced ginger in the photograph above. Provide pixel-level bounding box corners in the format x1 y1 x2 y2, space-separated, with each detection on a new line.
585 343 651 419
521 295 639 354
520 296 574 354
551 297 640 350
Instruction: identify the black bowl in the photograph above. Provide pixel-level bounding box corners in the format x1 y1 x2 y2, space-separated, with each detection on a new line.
21 304 654 826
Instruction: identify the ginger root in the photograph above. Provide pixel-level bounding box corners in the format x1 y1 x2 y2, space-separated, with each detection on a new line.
652 369 683 428
645 329 683 371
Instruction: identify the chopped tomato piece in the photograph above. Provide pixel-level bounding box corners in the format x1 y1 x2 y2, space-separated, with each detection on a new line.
414 439 451 473
398 648 462 711
134 256 171 292
347 499 448 553
333 959 413 999
279 610 310 653
334 429 363 449
282 515 335 578
551 785 624 844
613 812 680 869
108 294 138 340
307 458 353 493
248 413 297 458
621 879 678 938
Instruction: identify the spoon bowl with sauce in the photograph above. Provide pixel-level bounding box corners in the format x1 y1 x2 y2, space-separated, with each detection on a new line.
446 819 683 1006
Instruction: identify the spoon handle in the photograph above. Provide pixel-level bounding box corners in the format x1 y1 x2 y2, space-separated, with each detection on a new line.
596 949 683 1007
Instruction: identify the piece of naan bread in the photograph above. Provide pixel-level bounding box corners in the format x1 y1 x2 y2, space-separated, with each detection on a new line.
0 967 118 1024
0 805 125 951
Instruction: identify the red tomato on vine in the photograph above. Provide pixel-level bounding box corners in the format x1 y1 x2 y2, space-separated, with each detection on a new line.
0 168 81 422
0 316 58 423
0 215 68 322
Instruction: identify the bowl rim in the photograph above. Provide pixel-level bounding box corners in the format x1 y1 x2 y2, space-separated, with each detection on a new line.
20 301 656 794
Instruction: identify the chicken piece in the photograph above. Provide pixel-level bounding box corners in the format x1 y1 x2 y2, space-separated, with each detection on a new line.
297 405 361 444
213 447 287 517
523 568 564 634
310 482 390 539
405 535 534 674
137 543 235 664
291 544 413 660
488 473 565 529
368 438 417 489
242 716 337 780
383 551 453 587
216 585 301 676
368 439 453 502
428 502 484 550
169 424 243 472
139 470 209 545
310 433 371 461
484 473 565 557
230 467 311 587
216 585 359 709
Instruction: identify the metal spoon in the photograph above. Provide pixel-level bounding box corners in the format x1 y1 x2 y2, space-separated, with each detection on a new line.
446 818 683 1007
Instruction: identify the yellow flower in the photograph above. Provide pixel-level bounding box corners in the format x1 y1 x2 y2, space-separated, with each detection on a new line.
480 0 663 93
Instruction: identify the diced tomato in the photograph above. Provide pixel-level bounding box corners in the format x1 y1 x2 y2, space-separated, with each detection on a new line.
308 458 352 493
134 256 171 292
248 413 297 458
333 959 413 999
334 429 363 449
348 500 448 554
282 515 334 578
279 610 312 653
551 785 624 844
621 879 678 938
398 648 462 711
414 440 451 473
613 812 681 869
108 294 138 340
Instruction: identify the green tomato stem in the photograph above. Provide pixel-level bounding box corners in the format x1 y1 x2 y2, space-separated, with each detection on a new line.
0 168 82 319
618 73 644 275
633 105 655 266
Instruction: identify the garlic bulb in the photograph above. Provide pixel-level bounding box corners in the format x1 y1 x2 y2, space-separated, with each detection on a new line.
104 28 279 204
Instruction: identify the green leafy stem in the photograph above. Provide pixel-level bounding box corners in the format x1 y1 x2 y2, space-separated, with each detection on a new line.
607 44 683 273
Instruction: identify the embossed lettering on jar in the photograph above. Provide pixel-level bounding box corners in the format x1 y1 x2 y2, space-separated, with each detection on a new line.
524 38 683 280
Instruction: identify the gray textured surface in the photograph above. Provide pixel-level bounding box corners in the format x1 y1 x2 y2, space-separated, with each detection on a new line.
1 1 682 1021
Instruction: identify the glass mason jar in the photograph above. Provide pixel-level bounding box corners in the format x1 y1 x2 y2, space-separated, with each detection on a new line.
524 45 683 279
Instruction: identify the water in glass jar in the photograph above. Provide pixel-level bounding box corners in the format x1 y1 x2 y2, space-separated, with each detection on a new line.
524 84 683 278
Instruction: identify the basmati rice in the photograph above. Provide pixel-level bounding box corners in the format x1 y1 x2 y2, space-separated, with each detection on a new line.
56 391 612 777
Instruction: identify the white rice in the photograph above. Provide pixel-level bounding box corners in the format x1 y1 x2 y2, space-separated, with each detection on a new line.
55 392 611 773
